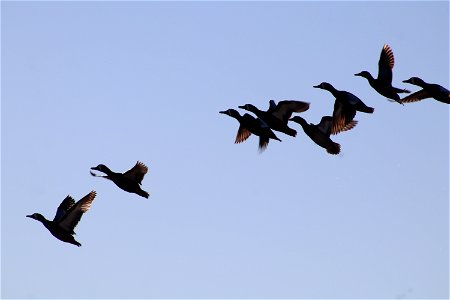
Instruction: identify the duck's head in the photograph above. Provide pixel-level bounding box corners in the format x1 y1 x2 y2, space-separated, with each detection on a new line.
354 71 372 79
219 109 241 119
403 77 425 86
90 164 111 175
289 116 307 126
238 104 259 113
26 213 46 222
313 82 334 91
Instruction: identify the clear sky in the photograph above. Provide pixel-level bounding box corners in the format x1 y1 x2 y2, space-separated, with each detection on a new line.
2 1 449 299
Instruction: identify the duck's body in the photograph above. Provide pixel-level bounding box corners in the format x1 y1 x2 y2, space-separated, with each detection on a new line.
314 82 374 134
220 108 281 151
400 77 450 104
91 162 149 198
355 44 409 104
238 100 310 137
290 116 340 155
27 191 97 247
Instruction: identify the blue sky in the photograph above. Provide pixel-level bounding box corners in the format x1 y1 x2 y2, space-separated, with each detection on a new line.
2 1 449 299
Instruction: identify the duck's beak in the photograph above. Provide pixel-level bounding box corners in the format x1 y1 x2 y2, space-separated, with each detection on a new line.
219 111 226 114
354 72 362 76
237 105 245 109
402 79 411 83
26 214 33 219
313 84 321 88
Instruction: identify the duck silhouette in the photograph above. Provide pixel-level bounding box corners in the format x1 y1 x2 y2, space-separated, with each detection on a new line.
290 115 354 155
400 77 450 104
91 161 150 198
355 44 410 104
238 100 309 137
27 191 97 247
314 82 373 134
220 108 281 152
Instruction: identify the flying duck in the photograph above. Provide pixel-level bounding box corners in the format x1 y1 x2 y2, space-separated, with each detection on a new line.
355 44 410 104
289 116 342 154
238 100 310 137
314 82 374 134
90 161 150 198
400 77 450 104
26 191 97 247
220 108 281 152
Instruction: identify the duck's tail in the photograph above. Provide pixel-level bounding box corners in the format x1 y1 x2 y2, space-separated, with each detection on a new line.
362 106 375 114
70 239 82 247
138 189 150 199
327 142 341 155
283 127 297 137
258 137 269 153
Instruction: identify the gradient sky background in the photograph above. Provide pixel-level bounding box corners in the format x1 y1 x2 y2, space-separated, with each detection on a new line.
2 1 449 299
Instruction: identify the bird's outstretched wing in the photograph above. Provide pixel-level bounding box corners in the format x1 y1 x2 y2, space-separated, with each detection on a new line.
58 191 96 233
331 101 357 135
235 125 252 144
271 100 310 121
53 195 76 223
316 116 333 137
399 90 430 103
123 161 148 185
378 44 394 85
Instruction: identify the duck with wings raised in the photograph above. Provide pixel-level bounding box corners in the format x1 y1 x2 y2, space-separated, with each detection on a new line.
355 44 410 104
238 100 310 137
90 161 150 198
220 108 281 152
26 191 97 247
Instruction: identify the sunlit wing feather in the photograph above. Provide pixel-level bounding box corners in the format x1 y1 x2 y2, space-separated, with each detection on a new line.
399 90 430 103
331 101 356 135
123 161 148 185
58 191 96 233
235 125 252 144
53 195 76 222
339 120 358 133
378 44 394 85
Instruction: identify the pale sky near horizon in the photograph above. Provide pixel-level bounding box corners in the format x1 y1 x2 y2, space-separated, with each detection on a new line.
2 1 449 299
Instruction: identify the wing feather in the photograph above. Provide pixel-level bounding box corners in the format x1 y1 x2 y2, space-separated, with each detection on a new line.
235 125 251 144
53 195 76 222
58 191 96 233
378 44 394 84
399 90 430 103
316 116 333 136
271 100 310 121
123 161 148 185
331 101 356 135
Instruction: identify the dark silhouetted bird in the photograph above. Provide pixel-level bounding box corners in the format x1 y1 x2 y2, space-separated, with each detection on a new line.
290 116 349 155
400 77 450 104
238 100 310 137
26 191 97 247
314 82 374 134
220 108 281 152
91 161 150 198
355 44 410 104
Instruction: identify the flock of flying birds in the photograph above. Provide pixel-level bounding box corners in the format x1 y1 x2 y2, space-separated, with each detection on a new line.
27 161 150 246
27 44 449 247
220 44 450 154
